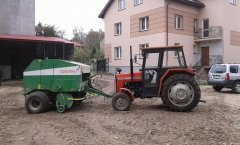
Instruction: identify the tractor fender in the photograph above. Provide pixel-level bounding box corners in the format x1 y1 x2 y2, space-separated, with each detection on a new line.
120 88 135 102
158 68 195 97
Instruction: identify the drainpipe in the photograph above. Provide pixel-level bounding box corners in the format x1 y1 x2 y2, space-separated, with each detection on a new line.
166 0 172 46
166 0 172 66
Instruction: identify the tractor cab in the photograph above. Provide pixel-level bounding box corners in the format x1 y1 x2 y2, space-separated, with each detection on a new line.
112 46 201 112
141 46 187 98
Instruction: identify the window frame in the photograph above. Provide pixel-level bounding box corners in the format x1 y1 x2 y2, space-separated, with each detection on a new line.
114 22 122 36
139 16 149 31
194 19 199 33
118 0 125 10
175 15 183 30
202 18 209 38
230 0 237 5
134 0 143 5
114 46 122 60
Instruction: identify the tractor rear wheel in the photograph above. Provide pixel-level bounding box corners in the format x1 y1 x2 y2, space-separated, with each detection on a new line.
161 74 201 112
25 92 49 114
112 92 131 111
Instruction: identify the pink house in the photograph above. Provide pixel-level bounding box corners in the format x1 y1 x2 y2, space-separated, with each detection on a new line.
99 0 240 74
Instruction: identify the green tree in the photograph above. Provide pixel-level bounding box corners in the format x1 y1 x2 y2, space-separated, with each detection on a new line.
74 49 91 63
35 22 65 38
73 29 105 63
72 27 86 44
94 49 105 59
90 46 97 59
85 30 104 50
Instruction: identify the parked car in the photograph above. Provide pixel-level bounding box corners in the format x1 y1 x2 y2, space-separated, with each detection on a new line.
208 64 240 94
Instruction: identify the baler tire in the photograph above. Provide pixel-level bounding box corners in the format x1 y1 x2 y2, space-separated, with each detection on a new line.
25 92 49 114
161 74 201 112
112 92 131 111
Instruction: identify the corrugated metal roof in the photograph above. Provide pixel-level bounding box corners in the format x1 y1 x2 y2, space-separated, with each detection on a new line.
0 33 73 44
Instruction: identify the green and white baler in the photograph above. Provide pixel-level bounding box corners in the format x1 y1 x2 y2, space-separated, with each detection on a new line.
23 59 111 113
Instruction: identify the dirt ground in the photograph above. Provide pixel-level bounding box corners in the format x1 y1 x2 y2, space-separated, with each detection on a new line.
1 76 240 145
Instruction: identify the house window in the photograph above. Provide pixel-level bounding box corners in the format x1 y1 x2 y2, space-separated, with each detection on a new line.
194 19 198 33
230 0 237 5
118 0 125 10
139 43 149 58
134 0 143 5
202 19 209 37
114 22 122 35
175 15 183 30
139 17 149 31
114 47 122 59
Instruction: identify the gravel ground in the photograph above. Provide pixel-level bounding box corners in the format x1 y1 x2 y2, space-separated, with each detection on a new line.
0 77 240 145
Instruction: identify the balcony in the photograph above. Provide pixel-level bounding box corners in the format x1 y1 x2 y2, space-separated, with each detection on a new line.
209 55 223 66
194 26 223 42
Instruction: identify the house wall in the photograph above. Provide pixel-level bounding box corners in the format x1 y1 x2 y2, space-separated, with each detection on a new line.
167 2 199 66
103 0 240 73
130 7 166 38
195 0 225 65
197 0 240 64
223 1 240 63
168 2 199 36
104 0 166 71
0 0 35 36
199 0 224 26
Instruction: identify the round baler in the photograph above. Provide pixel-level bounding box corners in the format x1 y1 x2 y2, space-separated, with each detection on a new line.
23 59 111 113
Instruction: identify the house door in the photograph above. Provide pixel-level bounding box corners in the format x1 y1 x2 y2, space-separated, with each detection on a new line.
202 47 209 66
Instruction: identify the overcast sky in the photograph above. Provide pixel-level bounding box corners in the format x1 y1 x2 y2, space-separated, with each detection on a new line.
35 0 108 39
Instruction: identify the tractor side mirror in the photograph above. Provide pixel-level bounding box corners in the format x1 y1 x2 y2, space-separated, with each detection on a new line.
116 68 122 74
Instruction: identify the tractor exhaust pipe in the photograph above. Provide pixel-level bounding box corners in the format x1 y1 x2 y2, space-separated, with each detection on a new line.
130 46 134 82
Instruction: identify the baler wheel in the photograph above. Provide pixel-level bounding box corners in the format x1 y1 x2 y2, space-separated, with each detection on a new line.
161 74 201 112
25 92 49 114
112 92 131 111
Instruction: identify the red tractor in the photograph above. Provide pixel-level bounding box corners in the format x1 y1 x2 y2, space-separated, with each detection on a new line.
112 46 201 112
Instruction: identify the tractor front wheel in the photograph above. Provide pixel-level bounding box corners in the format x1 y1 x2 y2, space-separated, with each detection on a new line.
25 92 49 114
161 74 201 112
112 92 131 111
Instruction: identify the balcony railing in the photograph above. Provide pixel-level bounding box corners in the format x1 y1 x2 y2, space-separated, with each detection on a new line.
209 55 223 66
194 26 223 40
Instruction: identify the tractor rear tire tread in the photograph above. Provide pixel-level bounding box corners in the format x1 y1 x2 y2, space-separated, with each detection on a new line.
25 91 49 114
161 74 201 112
